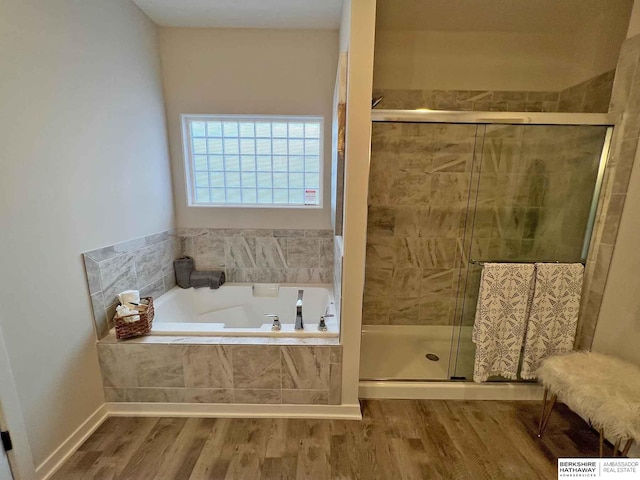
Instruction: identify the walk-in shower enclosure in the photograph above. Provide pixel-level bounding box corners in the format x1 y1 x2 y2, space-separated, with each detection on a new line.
360 110 614 382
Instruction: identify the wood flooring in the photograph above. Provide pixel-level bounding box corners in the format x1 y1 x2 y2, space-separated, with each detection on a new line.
52 400 605 480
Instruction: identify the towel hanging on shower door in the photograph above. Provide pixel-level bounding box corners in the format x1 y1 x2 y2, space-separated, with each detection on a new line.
472 263 535 383
520 263 584 380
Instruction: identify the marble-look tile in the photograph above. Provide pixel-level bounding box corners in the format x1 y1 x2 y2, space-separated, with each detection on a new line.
390 268 421 298
394 238 422 268
137 388 185 403
83 255 102 295
225 238 257 268
231 346 281 389
282 389 328 405
430 173 471 207
287 238 319 256
316 268 333 283
329 363 342 405
389 173 431 206
145 232 169 245
287 253 319 268
131 345 186 388
104 387 139 402
273 229 305 237
176 228 209 238
285 268 323 283
140 278 164 300
421 269 455 295
163 272 177 292
105 302 118 331
393 207 421 238
227 267 286 283
281 346 330 390
319 238 334 262
233 389 281 404
90 293 108 339
420 239 458 269
364 268 393 297
422 207 463 238
97 344 138 387
85 245 117 262
304 230 333 238
389 297 420 324
255 237 287 268
600 194 626 245
367 206 395 238
330 346 342 363
365 238 395 269
183 345 233 388
182 388 233 403
99 253 136 306
417 295 454 325
362 294 390 325
189 236 225 269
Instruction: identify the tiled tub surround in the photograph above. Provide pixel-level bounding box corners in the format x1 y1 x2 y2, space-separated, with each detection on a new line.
97 338 343 405
178 228 334 284
372 69 615 113
84 231 181 339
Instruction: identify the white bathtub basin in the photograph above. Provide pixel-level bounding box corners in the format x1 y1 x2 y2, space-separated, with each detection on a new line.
149 283 338 337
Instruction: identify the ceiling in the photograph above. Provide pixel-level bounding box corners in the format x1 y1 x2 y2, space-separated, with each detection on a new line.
131 0 344 29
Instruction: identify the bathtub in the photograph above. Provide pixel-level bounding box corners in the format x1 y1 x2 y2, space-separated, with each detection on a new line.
149 283 338 337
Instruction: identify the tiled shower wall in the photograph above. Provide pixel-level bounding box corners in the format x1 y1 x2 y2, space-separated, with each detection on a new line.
372 69 615 112
364 123 478 325
97 339 343 405
83 231 181 339
364 116 608 328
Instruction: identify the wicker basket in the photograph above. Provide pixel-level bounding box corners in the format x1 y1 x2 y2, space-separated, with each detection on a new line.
114 297 154 340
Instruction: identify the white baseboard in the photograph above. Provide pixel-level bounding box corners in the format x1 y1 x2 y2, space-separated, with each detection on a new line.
35 404 108 480
359 381 544 401
107 402 363 420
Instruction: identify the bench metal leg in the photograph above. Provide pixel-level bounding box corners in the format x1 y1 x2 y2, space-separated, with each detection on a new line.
622 439 633 457
613 438 621 457
537 387 557 438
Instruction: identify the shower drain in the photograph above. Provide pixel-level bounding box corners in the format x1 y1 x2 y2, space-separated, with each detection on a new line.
425 353 440 362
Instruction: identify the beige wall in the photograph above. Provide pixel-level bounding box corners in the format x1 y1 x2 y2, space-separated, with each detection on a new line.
373 2 631 92
0 0 173 468
159 28 339 230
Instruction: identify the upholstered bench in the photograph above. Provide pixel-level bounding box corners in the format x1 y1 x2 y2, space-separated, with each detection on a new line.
537 351 640 457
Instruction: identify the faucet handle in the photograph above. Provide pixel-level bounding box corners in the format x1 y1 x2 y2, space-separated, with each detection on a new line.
265 314 281 331
324 306 335 317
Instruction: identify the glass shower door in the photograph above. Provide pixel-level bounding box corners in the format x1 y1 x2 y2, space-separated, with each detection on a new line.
449 124 610 380
360 122 481 381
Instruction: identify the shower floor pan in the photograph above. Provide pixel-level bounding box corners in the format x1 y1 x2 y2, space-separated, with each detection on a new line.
360 325 474 381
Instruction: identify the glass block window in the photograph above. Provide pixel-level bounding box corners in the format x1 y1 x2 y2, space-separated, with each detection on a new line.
182 115 323 207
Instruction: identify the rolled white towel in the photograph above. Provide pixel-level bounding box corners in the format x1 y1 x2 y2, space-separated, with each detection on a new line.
115 304 140 323
118 290 140 306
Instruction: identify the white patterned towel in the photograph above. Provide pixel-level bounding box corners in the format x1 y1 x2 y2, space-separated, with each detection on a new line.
521 263 584 379
472 263 535 383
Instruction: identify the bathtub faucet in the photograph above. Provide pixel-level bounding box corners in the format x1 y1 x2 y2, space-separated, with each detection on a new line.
295 289 304 330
